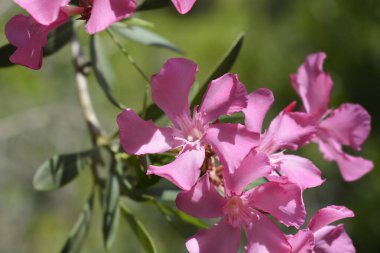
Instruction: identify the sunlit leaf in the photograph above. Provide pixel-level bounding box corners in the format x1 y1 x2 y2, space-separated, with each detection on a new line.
110 25 183 54
33 149 95 191
144 33 245 121
101 172 120 250
190 33 245 108
151 200 208 238
90 35 125 110
120 205 158 253
61 192 94 253
137 0 171 11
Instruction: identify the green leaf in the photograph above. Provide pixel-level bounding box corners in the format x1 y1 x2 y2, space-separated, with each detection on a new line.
191 33 245 108
120 205 157 253
101 172 121 250
0 44 16 68
61 192 94 253
33 150 95 191
151 200 208 238
90 35 125 110
43 18 74 57
218 112 244 124
137 0 171 11
110 25 183 54
143 33 245 121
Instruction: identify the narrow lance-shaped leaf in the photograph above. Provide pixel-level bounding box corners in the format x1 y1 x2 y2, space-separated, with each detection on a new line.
191 33 245 108
110 24 183 54
33 149 95 191
120 204 158 253
0 18 74 68
90 35 125 110
101 170 121 250
61 192 94 253
144 33 245 121
137 0 171 11
150 200 208 238
44 18 74 57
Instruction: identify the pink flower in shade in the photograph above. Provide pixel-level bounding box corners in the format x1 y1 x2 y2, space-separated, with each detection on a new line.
291 52 373 181
242 88 324 190
14 0 136 34
5 12 68 70
117 58 259 191
171 0 196 14
176 149 306 253
287 205 355 253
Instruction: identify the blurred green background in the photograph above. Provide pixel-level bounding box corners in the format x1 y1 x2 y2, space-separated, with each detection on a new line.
1 0 380 252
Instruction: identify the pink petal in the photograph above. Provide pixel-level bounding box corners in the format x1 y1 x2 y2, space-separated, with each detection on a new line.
14 0 69 25
171 0 196 14
186 218 241 253
204 123 260 172
278 155 324 189
86 0 136 34
245 212 291 253
249 181 306 228
5 12 67 70
286 229 315 253
308 205 354 233
313 225 355 253
199 73 247 123
147 146 204 191
117 108 181 155
176 174 226 219
243 88 274 133
319 103 371 151
223 150 271 196
291 52 333 118
317 139 373 181
259 111 316 154
151 58 198 126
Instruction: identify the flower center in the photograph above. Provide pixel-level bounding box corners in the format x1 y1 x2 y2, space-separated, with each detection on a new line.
223 195 256 227
79 0 93 21
174 111 207 144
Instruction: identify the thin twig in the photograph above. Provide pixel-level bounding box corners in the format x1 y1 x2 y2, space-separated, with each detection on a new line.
106 29 150 117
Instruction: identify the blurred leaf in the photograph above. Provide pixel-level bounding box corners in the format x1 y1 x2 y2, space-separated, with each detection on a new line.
191 33 245 108
218 112 244 123
44 18 74 57
0 19 73 68
110 25 183 54
151 200 208 238
0 44 16 67
137 0 171 11
245 178 267 191
136 155 160 188
90 35 125 110
61 192 94 253
144 33 245 121
101 172 120 250
33 149 95 191
120 205 158 253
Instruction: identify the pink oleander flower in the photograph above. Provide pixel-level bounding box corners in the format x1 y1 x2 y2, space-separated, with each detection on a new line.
5 12 68 70
171 0 196 14
287 205 355 253
291 52 373 181
176 149 306 253
242 88 324 189
14 0 136 34
117 58 259 190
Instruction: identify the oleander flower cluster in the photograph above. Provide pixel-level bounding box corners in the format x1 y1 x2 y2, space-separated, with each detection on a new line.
5 0 196 69
117 53 372 252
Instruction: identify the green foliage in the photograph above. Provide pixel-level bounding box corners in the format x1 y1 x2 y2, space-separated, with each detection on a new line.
120 204 158 253
111 24 183 54
33 149 95 191
61 193 94 253
137 0 172 11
